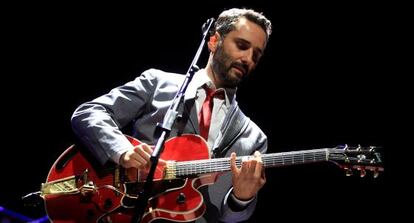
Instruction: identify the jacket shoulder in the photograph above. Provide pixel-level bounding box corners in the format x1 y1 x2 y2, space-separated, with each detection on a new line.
140 68 185 84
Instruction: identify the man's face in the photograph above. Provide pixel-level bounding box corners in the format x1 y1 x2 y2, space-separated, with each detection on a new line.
211 17 267 88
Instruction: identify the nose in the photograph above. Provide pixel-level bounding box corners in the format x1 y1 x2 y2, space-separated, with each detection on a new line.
240 48 255 68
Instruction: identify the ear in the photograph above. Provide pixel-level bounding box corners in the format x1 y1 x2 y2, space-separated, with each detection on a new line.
207 32 220 52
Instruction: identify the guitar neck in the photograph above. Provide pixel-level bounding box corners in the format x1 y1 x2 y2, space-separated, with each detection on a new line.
173 148 329 177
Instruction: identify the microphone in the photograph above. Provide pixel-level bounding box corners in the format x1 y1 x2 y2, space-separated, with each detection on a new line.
201 18 215 39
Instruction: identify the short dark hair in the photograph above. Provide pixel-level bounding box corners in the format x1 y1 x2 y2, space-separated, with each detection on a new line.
213 8 272 41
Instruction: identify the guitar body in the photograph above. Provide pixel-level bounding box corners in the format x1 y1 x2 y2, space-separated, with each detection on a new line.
43 134 214 223
43 134 384 222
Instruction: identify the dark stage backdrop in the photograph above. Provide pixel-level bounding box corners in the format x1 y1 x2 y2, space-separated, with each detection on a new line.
2 1 394 222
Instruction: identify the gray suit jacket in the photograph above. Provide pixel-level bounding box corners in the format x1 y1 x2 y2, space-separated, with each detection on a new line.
71 68 268 222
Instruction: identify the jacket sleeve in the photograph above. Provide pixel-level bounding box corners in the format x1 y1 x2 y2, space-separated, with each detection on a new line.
71 69 157 165
218 120 268 222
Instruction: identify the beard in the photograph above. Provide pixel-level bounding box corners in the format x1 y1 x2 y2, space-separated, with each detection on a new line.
211 43 248 88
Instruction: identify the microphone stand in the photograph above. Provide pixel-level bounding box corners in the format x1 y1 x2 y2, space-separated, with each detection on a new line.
131 17 215 223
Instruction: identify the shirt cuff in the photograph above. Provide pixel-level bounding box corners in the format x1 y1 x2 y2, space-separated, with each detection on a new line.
110 148 129 165
225 188 255 212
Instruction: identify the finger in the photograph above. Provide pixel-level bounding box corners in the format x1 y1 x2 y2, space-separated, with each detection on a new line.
141 143 154 155
120 150 139 168
254 151 263 162
260 170 267 185
138 144 167 167
134 145 151 162
140 144 155 167
158 158 167 166
253 151 264 179
123 157 141 169
130 151 149 167
249 159 258 175
241 157 249 172
253 160 263 179
129 159 142 169
138 144 152 159
230 152 239 174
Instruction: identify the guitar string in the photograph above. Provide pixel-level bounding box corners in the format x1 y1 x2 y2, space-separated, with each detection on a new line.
119 154 378 181
177 153 328 166
175 154 328 173
173 150 379 175
175 153 329 176
175 150 329 166
173 154 380 176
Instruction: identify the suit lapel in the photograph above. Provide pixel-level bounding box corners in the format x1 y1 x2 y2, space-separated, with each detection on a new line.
184 98 199 134
212 100 248 157
170 98 199 137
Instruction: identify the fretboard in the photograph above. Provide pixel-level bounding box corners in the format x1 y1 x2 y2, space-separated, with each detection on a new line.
174 148 329 177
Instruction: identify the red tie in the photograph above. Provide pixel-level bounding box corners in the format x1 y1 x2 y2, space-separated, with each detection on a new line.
198 87 216 140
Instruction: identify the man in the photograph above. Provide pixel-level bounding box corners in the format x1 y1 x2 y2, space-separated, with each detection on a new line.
72 8 272 222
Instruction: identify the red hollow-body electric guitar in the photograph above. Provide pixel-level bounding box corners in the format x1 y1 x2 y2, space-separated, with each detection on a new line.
41 134 383 222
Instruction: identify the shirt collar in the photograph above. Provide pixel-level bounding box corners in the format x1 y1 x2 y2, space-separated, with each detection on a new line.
185 69 237 104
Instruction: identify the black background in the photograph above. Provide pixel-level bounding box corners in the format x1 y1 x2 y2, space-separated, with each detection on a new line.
2 1 398 222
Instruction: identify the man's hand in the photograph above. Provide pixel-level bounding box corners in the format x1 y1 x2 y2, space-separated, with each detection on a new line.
230 151 266 200
119 143 166 169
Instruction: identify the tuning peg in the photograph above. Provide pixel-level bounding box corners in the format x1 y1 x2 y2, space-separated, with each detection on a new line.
343 144 349 152
373 168 380 178
345 168 353 177
374 152 383 163
357 155 366 163
358 168 366 178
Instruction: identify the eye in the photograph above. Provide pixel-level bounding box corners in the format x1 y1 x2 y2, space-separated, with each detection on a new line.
235 39 262 64
236 41 249 50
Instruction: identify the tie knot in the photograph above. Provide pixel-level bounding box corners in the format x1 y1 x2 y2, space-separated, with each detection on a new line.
204 86 224 100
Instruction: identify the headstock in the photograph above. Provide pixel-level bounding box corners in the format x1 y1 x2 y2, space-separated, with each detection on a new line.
328 145 384 178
